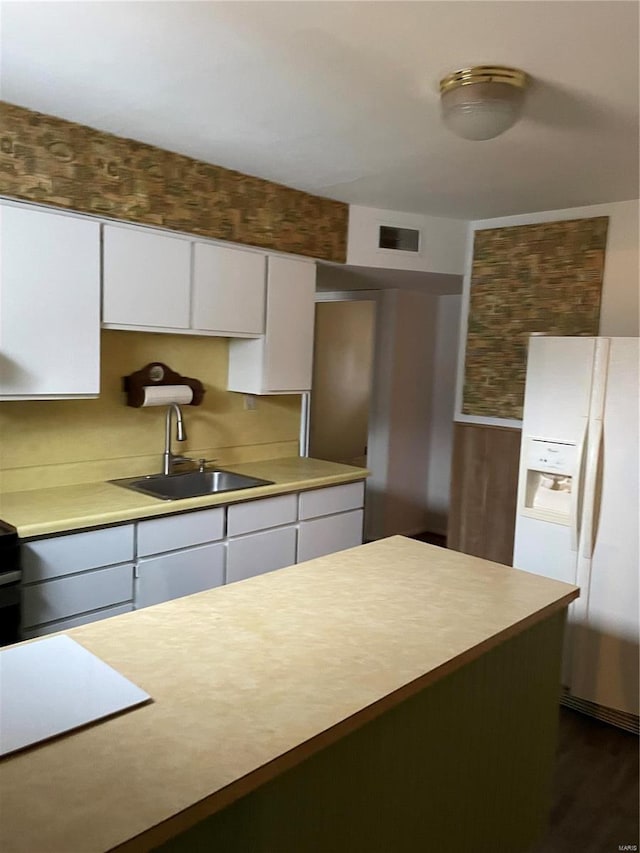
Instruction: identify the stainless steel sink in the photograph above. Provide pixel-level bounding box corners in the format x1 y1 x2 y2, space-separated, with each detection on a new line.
109 469 274 501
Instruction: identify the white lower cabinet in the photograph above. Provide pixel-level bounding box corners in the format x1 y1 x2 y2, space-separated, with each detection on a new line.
298 482 365 520
22 563 134 629
137 508 224 557
22 525 135 582
296 482 365 562
22 604 134 640
297 510 364 563
134 542 225 609
20 525 135 637
18 480 366 634
227 494 297 537
227 526 297 584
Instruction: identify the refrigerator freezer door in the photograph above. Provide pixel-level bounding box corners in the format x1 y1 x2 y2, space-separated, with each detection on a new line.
513 336 597 581
520 336 596 442
571 338 639 716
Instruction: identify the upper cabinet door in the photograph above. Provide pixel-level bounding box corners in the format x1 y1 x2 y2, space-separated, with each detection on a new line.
102 225 191 329
192 243 265 335
227 255 316 394
0 204 100 399
263 256 316 392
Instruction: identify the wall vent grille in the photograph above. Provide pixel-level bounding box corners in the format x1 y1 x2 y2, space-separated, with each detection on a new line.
378 225 420 252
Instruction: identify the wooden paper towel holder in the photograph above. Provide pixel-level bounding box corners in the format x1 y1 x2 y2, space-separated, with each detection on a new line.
122 363 205 408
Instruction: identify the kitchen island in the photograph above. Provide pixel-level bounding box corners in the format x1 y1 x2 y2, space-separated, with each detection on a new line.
0 536 578 853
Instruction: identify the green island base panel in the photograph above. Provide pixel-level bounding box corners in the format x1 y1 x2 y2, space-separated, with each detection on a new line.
155 612 565 853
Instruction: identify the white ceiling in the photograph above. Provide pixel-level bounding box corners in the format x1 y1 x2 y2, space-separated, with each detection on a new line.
1 1 638 220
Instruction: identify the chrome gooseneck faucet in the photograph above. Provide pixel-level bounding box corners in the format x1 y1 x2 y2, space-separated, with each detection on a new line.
162 403 187 475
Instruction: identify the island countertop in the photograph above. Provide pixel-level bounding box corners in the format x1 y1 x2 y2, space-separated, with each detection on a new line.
0 456 367 538
0 536 579 853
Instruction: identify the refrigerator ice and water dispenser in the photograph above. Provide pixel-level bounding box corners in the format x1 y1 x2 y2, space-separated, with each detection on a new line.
521 439 578 523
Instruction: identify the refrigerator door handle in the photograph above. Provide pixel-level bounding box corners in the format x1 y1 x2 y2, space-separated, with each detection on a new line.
570 417 588 552
581 417 603 560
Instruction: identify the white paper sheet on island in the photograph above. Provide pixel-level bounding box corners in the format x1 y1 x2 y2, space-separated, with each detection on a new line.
0 634 151 757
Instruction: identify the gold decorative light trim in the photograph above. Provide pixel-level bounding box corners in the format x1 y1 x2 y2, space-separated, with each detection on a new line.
439 66 529 94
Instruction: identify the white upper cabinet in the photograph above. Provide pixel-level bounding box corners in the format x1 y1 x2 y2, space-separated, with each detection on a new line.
102 224 191 330
227 255 316 394
192 243 265 335
102 225 267 338
0 203 101 400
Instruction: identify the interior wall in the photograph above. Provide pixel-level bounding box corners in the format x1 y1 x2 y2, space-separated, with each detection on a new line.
380 290 434 537
347 205 467 275
367 289 462 539
0 330 300 492
424 295 462 536
309 301 375 467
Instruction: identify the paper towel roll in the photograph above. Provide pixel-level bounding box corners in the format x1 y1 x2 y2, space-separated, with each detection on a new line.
141 384 193 407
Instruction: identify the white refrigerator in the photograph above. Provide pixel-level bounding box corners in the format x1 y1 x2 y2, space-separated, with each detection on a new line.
513 336 639 725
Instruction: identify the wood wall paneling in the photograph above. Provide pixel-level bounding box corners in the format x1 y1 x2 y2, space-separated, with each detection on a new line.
448 423 522 565
0 101 348 263
448 421 486 557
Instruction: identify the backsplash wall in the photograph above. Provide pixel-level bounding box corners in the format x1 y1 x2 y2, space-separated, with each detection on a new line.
0 331 301 492
0 101 348 263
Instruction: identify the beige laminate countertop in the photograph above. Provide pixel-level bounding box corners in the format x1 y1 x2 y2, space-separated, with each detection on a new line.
0 457 367 538
0 536 578 853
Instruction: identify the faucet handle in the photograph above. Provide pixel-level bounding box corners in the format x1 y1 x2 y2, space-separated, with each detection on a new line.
198 458 217 473
171 455 195 468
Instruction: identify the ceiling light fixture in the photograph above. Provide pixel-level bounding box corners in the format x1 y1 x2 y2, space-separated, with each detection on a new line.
439 65 530 141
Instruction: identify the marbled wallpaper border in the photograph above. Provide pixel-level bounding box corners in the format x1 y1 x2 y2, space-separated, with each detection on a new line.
0 101 348 263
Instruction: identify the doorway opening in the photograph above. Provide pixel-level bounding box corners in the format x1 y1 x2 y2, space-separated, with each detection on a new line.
309 299 376 469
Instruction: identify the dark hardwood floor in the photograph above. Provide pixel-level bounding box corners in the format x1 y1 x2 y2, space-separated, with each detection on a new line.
410 531 447 548
531 708 639 853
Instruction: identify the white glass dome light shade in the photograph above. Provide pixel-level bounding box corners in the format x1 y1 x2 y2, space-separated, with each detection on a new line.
441 81 525 140
439 67 530 141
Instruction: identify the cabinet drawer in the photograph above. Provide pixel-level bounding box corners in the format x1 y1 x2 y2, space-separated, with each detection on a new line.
298 482 365 520
227 494 297 537
137 508 224 557
135 542 225 609
22 603 133 639
297 510 364 563
22 525 135 583
22 564 134 628
227 526 297 584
